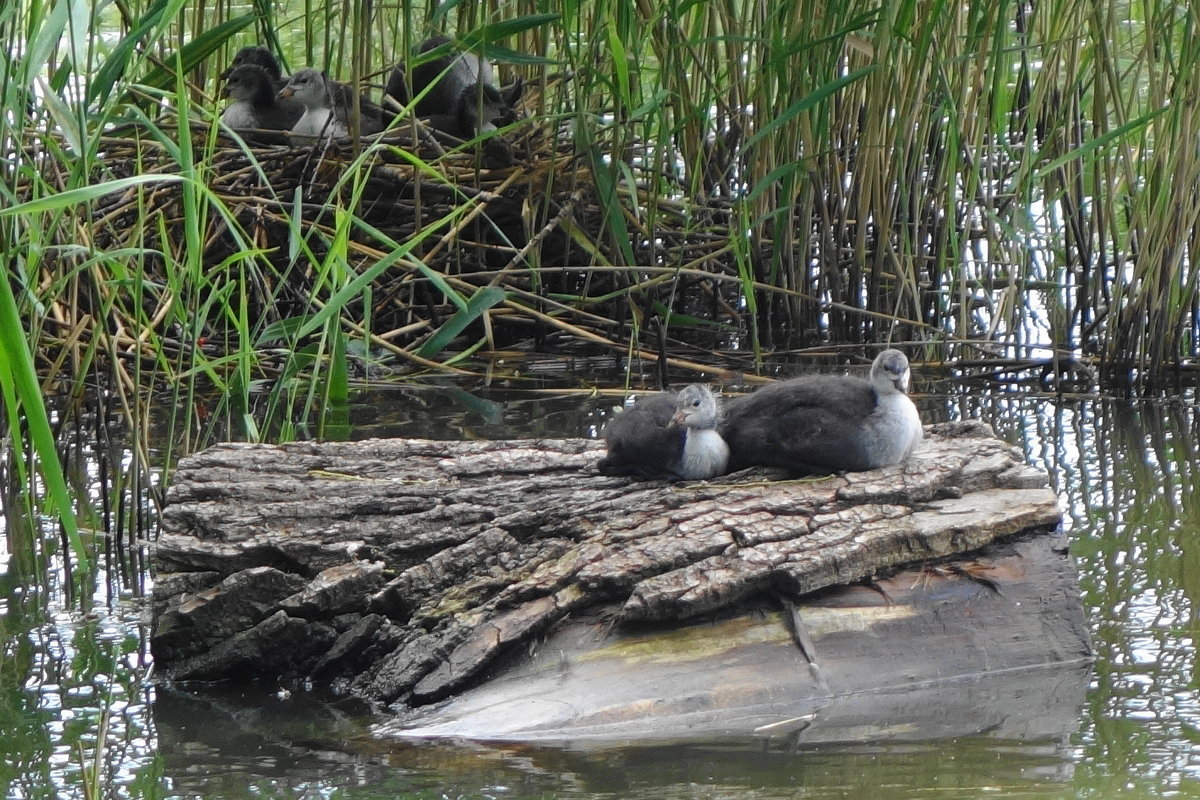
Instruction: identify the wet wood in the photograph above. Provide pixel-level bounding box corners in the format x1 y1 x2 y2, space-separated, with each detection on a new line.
385 533 1092 743
151 421 1065 712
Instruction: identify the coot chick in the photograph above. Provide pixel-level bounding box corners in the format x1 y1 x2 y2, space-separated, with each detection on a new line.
720 349 923 473
384 35 521 137
220 46 284 87
280 68 385 138
598 384 730 480
220 64 303 130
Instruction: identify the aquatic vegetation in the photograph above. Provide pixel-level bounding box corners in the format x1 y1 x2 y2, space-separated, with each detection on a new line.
2 0 1200 590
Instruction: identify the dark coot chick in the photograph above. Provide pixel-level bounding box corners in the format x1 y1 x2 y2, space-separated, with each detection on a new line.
220 64 303 130
385 35 522 137
414 82 516 138
221 46 284 87
386 35 492 113
598 384 730 480
720 349 923 473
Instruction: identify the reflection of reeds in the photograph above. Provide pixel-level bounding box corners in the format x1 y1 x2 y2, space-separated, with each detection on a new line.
954 392 1198 788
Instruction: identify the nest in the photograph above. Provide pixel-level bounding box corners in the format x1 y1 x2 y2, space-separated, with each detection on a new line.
80 104 757 375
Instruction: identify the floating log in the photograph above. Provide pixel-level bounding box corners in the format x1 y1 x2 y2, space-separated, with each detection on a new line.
151 421 1076 725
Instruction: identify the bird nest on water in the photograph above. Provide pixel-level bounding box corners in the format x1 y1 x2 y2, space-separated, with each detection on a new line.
85 111 745 365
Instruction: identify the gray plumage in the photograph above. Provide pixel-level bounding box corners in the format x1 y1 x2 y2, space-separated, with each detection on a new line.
720 349 923 473
280 68 385 138
220 65 303 130
598 384 730 480
384 36 522 137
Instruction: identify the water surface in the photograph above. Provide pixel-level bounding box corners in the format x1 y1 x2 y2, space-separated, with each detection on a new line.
2 384 1198 798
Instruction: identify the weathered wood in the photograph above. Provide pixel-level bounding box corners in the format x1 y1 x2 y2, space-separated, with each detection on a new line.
152 421 1063 710
385 533 1092 742
151 538 1090 759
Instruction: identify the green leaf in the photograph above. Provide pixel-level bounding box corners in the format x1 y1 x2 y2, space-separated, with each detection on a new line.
87 0 171 106
255 315 314 347
465 14 561 44
432 0 468 25
652 302 736 331
1034 107 1169 178
606 9 630 109
477 45 559 67
0 245 89 573
742 65 877 151
415 286 507 359
327 321 348 405
748 162 802 203
0 175 184 217
139 14 257 93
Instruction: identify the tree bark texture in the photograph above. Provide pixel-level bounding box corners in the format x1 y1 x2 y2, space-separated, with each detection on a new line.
152 421 1062 708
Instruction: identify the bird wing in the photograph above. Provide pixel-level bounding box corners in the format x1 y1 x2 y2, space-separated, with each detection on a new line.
599 393 685 476
721 375 878 472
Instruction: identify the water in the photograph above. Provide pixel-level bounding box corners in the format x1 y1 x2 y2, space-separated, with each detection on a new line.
2 385 1198 799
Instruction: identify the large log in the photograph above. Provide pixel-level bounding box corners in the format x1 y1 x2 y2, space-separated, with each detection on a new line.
152 421 1066 714
152 532 1091 764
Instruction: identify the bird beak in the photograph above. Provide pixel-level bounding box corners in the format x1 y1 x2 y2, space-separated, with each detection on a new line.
219 67 232 80
278 86 294 99
668 410 685 428
220 85 231 98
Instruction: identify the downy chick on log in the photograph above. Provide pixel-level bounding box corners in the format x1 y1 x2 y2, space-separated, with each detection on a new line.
720 349 922 473
598 384 730 480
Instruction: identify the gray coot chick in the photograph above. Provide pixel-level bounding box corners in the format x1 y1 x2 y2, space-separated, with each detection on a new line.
598 384 730 480
220 64 303 130
413 82 518 139
384 35 521 137
720 349 923 473
279 68 385 138
220 46 284 87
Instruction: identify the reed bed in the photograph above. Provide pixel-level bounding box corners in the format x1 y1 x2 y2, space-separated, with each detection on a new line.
4 0 1200 584
7 0 1200 390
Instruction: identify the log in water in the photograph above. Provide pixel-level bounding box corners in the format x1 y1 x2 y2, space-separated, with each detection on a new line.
151 421 1073 718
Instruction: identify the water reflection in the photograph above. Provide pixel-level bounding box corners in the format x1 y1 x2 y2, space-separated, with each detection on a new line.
155 685 1088 799
2 386 1199 798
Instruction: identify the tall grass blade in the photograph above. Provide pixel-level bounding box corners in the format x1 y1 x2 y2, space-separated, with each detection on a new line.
0 253 89 575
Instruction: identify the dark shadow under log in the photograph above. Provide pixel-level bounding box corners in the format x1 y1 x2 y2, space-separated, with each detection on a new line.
152 421 1082 725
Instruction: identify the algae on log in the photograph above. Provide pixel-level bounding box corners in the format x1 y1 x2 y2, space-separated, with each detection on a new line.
152 421 1062 707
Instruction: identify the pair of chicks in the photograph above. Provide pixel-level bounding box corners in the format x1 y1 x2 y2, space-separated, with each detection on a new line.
598 350 924 480
219 38 518 141
218 46 388 137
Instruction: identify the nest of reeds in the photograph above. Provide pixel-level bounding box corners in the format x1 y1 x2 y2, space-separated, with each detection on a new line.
84 99 757 373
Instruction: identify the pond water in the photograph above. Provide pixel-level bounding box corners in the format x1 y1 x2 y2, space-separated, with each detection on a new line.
2 380 1199 799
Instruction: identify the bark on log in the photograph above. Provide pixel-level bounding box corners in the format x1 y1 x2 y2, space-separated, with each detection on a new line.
385 532 1091 743
152 421 1062 708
